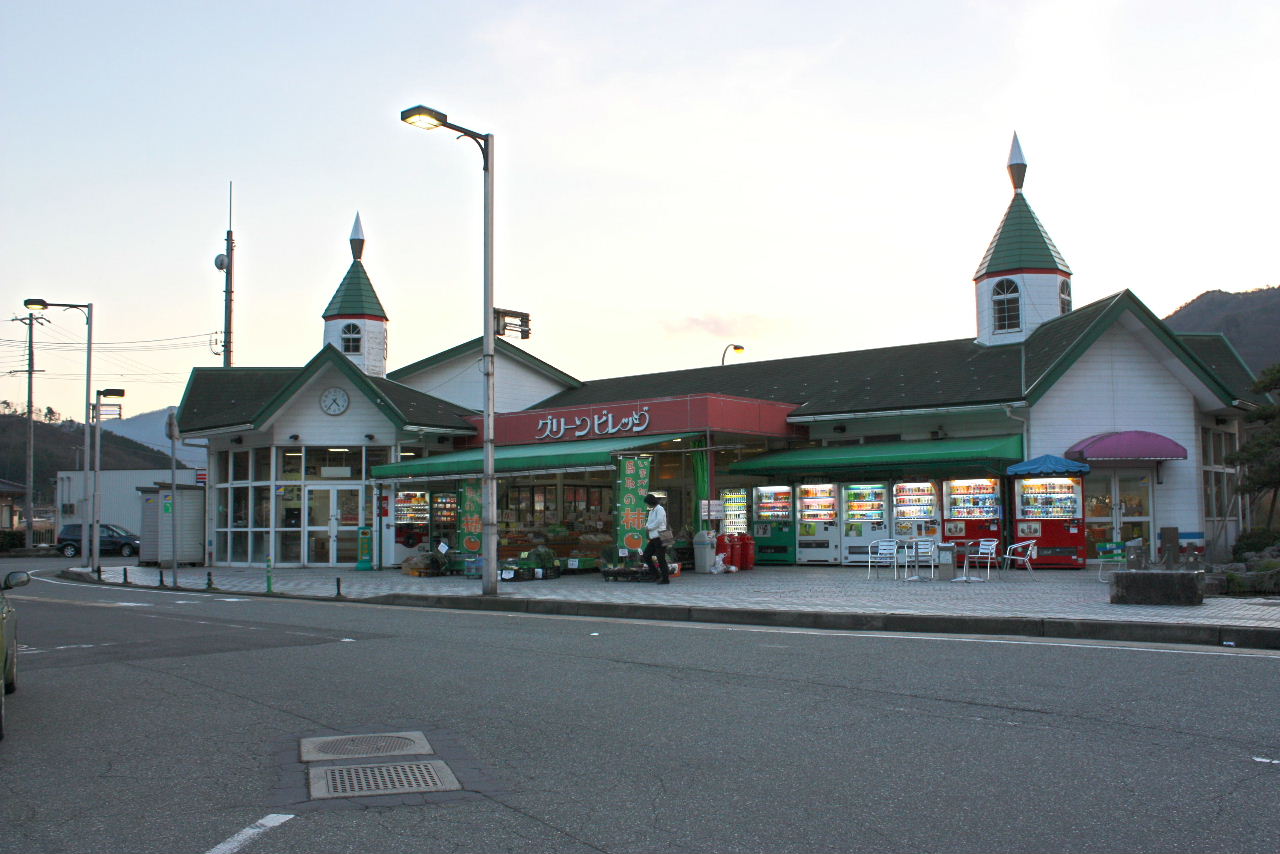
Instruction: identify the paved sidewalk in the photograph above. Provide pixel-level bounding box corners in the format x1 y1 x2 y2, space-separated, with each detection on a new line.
77 563 1280 630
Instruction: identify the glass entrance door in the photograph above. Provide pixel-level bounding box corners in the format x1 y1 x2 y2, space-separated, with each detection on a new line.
305 487 362 565
1084 469 1153 559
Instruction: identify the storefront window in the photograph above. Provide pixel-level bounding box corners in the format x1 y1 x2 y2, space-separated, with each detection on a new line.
366 447 391 470
250 531 269 563
215 486 229 528
231 451 249 482
278 447 303 481
276 532 302 563
231 532 248 562
215 451 230 484
252 485 271 528
276 486 302 528
305 447 359 480
231 486 249 528
253 448 271 481
214 533 228 563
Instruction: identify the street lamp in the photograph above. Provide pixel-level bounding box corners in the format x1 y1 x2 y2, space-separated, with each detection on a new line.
92 388 124 573
24 298 92 568
721 344 745 366
401 103 499 596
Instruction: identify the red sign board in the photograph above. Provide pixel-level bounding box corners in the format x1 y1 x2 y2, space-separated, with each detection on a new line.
464 394 801 446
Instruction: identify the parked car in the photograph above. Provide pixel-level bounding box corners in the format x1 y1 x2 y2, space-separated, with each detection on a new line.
55 524 141 558
2 570 32 740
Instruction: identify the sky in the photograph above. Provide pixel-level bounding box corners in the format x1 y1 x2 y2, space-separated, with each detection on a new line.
2 0 1278 423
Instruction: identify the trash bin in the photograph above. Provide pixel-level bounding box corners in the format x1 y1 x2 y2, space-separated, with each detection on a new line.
693 530 716 573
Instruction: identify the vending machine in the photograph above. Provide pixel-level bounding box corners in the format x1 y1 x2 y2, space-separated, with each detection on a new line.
839 483 890 565
720 488 749 535
892 481 941 540
796 484 839 563
431 492 459 550
942 478 1003 545
752 485 795 564
1012 476 1086 567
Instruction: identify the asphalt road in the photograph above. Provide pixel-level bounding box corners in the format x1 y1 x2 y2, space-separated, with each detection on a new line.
2 557 1279 853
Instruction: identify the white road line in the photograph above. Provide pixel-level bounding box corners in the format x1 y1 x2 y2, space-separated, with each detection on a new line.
204 814 294 854
1254 756 1280 765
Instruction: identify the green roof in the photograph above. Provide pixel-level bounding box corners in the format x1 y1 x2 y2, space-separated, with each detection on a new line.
1176 334 1271 407
727 435 1024 475
177 346 475 434
370 432 699 480
323 260 387 319
974 193 1071 279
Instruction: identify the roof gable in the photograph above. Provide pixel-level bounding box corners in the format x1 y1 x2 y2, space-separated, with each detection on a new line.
388 337 581 388
1176 333 1271 407
176 347 475 435
1023 290 1238 407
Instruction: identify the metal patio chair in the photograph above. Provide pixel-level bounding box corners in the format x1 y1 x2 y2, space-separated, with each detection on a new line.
1001 540 1038 576
866 539 898 580
959 538 1000 581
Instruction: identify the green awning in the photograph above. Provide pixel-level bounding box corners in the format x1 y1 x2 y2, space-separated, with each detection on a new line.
727 435 1023 475
371 433 701 480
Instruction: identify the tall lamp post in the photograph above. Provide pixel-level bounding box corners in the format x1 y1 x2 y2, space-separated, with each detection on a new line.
92 388 125 573
401 103 499 596
721 344 745 366
24 298 92 567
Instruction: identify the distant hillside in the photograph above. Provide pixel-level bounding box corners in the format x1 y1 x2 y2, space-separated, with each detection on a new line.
104 407 207 468
0 414 186 504
1164 286 1280 374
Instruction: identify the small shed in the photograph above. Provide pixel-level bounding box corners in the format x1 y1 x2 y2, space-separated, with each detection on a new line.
137 482 205 565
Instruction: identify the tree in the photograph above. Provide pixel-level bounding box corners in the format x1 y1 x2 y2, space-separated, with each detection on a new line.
42 406 60 423
1227 363 1280 529
0 401 12 415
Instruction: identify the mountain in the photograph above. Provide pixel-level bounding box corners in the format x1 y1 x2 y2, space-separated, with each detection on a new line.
0 414 186 504
103 407 207 468
1164 286 1280 374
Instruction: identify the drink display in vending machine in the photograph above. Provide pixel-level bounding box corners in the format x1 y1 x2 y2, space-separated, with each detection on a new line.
796 483 839 563
1013 477 1086 567
839 483 890 565
720 488 748 534
752 485 795 564
942 478 1003 547
892 482 941 539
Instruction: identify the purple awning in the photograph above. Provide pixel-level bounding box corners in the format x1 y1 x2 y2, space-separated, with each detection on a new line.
1065 431 1188 462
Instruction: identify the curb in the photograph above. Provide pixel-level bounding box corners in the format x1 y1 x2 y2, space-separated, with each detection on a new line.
59 570 1280 652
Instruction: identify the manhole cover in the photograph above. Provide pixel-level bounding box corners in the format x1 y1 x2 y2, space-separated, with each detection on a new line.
308 760 461 799
300 731 433 762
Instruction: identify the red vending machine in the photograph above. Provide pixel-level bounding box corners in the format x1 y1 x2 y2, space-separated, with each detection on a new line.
942 478 1003 546
1012 476 1086 567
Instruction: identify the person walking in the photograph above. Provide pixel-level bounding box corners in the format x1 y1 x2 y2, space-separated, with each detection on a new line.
642 493 671 584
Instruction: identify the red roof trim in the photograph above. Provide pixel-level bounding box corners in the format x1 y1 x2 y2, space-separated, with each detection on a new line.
974 268 1071 282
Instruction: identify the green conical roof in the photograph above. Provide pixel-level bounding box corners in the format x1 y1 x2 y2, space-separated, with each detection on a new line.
974 193 1071 280
322 259 387 319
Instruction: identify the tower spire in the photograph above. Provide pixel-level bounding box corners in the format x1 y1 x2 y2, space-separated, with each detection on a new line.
350 212 365 260
1007 132 1026 192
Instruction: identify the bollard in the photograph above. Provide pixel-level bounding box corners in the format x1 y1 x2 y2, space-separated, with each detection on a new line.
95 566 102 581
122 567 129 585
266 567 273 593
158 569 165 588
205 571 214 590
336 578 343 598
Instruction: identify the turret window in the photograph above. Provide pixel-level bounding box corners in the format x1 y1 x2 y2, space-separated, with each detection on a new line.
1059 279 1072 315
341 323 361 354
992 279 1020 332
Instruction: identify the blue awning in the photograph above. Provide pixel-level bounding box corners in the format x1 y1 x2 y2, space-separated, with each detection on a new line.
1006 454 1090 476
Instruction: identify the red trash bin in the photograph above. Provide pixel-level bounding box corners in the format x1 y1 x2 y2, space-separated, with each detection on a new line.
728 533 744 570
742 533 756 570
716 533 732 568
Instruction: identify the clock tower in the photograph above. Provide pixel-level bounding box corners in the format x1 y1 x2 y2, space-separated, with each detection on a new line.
322 213 389 376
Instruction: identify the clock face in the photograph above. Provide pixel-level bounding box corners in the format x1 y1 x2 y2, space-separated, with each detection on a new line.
319 387 350 416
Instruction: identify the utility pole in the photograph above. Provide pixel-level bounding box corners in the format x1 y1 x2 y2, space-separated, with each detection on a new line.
214 182 235 367
10 313 47 548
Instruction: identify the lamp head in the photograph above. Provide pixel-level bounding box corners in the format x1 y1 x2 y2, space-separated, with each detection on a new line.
401 105 447 131
98 388 125 398
731 344 745 353
24 298 49 311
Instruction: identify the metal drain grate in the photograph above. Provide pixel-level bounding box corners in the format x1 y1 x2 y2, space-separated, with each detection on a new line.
299 731 433 761
308 760 461 799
